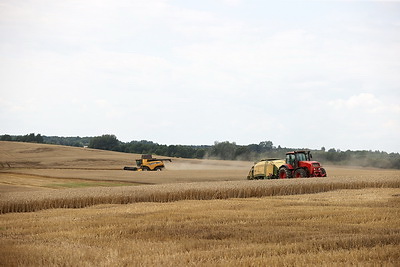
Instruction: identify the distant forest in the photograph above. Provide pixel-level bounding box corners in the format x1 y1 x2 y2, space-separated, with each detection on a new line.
1 133 400 169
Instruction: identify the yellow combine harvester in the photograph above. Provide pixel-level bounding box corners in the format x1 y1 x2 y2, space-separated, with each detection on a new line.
123 154 172 171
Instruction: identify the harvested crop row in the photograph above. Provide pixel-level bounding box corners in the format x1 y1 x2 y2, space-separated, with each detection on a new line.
1 176 399 214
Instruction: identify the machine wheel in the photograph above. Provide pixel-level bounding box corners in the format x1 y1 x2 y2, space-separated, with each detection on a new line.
247 167 254 180
294 168 308 178
320 168 327 177
155 167 163 171
278 167 292 179
142 167 149 171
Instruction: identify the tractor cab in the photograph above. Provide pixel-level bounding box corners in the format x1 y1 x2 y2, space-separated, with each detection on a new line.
286 150 312 168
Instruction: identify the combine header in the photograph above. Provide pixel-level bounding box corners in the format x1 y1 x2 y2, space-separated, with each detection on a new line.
124 154 172 171
247 150 326 179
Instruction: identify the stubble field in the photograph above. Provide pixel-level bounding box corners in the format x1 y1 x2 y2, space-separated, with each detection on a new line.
0 141 399 266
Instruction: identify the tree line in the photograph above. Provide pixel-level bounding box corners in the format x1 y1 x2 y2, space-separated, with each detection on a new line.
1 133 400 169
0 134 91 147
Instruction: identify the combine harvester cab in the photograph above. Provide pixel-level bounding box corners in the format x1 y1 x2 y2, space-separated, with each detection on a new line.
247 150 326 179
124 154 172 171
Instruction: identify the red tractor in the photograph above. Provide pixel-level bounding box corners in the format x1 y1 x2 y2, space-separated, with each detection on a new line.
278 150 326 178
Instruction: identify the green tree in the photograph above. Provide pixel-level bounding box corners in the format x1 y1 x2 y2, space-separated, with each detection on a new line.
259 141 273 151
0 134 12 141
89 134 120 150
210 141 237 160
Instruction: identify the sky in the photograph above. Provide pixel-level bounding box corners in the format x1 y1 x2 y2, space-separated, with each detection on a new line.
1 0 400 153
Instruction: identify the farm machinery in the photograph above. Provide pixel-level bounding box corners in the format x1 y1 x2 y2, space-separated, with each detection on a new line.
123 154 172 171
247 150 326 179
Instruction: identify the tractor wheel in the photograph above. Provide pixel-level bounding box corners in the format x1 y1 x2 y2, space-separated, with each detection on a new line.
155 167 163 171
142 167 149 171
320 168 327 177
294 168 307 178
278 167 292 179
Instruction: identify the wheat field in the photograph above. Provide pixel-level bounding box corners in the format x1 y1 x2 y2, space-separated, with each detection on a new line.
1 141 399 266
1 188 399 266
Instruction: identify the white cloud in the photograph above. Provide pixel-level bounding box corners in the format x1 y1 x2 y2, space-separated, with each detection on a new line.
329 93 379 110
329 93 400 115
